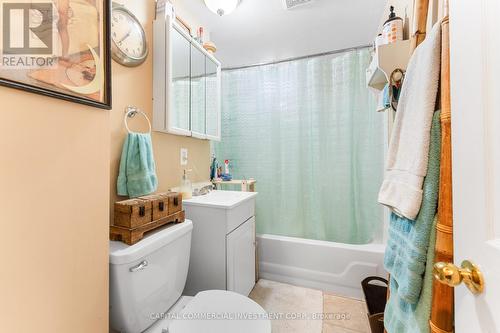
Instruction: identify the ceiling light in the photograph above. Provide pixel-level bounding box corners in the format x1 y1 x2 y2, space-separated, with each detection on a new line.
283 0 313 10
204 0 240 16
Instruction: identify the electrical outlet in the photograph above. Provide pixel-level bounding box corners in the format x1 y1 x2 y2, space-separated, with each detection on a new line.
180 148 188 166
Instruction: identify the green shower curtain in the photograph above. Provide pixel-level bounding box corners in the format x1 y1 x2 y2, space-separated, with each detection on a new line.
213 48 384 244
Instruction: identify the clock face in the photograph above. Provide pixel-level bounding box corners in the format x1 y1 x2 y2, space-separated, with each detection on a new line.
111 7 147 66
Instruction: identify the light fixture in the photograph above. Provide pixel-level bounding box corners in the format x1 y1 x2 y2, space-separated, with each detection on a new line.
282 0 313 10
204 0 240 16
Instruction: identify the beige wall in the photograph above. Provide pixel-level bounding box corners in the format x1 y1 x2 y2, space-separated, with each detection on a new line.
109 0 211 218
0 1 210 332
0 82 110 331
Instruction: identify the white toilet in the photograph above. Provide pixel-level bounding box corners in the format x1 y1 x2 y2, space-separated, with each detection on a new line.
109 219 271 333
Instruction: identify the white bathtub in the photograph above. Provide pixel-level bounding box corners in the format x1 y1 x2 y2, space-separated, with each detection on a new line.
257 234 386 299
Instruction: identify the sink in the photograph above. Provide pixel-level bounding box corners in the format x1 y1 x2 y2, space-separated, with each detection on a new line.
183 190 258 209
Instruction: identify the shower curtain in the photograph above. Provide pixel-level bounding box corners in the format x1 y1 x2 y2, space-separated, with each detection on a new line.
213 48 384 244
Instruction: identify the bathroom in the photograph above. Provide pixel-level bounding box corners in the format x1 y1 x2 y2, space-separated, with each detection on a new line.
1 0 499 333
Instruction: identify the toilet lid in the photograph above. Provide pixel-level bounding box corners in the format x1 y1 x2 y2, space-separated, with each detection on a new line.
168 290 271 333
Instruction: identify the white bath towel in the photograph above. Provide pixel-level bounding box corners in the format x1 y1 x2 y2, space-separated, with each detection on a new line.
378 23 442 220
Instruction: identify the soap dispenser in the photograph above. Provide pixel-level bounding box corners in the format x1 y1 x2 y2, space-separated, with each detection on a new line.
210 154 218 181
180 169 193 199
382 6 403 44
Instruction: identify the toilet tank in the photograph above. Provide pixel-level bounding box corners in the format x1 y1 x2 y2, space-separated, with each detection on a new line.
109 220 193 333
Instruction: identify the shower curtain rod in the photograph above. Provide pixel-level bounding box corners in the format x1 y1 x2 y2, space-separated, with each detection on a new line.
222 44 372 71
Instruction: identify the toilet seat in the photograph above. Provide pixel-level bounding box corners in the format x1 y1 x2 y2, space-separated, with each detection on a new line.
167 290 271 333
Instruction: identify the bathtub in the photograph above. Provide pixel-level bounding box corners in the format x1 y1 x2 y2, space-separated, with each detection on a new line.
257 234 386 299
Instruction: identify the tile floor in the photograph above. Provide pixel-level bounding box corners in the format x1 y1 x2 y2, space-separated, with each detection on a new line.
111 279 372 333
249 279 371 333
249 279 324 333
322 292 371 333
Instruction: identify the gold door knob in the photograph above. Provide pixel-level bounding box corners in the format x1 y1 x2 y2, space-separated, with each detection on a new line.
433 260 484 294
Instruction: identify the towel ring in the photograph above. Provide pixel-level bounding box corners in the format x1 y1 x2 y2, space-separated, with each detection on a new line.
124 106 152 134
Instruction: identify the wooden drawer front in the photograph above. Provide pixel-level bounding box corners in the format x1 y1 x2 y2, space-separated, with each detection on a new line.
114 198 152 228
140 194 170 221
168 193 183 214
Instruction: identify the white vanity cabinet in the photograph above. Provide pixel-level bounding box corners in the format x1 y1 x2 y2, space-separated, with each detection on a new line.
226 216 256 296
182 191 257 296
153 5 221 140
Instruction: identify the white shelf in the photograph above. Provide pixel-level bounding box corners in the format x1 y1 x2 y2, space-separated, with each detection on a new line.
366 40 411 91
213 179 256 192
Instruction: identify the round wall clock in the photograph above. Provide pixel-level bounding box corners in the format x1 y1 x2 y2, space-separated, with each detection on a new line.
111 5 148 67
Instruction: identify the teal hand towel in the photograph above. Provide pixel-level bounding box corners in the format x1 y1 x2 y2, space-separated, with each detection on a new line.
383 83 391 109
117 133 158 198
384 216 437 333
384 110 441 305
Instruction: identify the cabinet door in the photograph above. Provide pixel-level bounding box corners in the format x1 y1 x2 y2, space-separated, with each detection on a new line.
226 217 256 296
169 27 191 135
190 44 206 138
206 56 221 141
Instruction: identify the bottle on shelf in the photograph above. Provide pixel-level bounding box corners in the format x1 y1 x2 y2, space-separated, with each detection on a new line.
382 6 403 44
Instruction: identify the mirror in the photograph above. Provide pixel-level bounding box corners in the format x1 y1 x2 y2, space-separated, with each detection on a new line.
153 17 221 140
171 27 190 131
206 57 219 138
190 45 206 136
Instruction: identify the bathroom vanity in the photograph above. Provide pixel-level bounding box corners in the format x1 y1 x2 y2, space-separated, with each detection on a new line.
183 190 257 296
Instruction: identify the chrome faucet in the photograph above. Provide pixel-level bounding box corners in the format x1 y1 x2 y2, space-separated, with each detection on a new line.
193 185 214 196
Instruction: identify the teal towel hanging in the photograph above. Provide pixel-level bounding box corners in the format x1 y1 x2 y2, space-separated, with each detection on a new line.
117 108 158 198
117 132 158 198
384 110 441 305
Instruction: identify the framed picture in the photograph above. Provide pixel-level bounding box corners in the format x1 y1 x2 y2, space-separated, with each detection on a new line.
0 0 112 109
